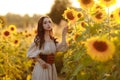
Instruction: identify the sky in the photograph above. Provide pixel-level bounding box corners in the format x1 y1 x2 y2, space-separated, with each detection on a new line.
0 0 79 16
0 0 55 16
0 0 120 17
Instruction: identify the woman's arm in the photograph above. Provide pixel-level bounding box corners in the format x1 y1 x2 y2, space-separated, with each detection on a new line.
27 42 42 58
27 42 48 69
31 57 48 69
56 26 68 52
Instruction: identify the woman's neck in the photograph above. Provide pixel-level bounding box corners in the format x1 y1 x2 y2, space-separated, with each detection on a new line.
44 30 51 41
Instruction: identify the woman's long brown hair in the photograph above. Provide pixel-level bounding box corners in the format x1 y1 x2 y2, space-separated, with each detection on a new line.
34 16 57 49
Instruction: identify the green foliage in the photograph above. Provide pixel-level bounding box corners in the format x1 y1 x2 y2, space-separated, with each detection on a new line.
61 7 120 80
62 24 120 80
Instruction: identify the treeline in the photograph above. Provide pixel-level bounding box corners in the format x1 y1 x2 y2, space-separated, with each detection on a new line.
5 13 41 29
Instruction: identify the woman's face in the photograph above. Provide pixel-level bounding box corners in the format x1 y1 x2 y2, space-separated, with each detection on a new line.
43 17 53 31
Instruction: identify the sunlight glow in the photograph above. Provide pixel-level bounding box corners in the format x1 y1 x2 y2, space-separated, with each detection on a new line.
71 0 120 13
0 0 54 16
0 0 120 16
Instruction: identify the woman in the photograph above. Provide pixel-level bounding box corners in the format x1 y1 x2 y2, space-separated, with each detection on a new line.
27 16 68 80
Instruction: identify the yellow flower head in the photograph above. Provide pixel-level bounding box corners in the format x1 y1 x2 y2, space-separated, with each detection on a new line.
109 12 115 20
63 8 77 23
2 29 11 38
80 21 88 28
32 28 37 35
8 24 17 34
23 30 28 36
78 0 95 9
91 4 104 12
85 37 115 62
92 9 106 23
77 21 88 31
12 39 20 47
76 11 84 21
100 0 116 7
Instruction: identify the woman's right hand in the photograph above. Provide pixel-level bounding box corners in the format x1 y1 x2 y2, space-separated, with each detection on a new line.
36 57 49 69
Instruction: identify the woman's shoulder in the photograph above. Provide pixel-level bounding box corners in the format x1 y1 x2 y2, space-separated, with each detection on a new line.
29 41 36 49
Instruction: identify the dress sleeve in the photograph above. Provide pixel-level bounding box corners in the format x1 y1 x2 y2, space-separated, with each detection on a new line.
27 42 43 58
56 42 68 52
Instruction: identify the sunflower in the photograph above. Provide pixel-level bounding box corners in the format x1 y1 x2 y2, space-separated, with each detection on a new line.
85 37 115 62
34 29 37 34
91 9 107 23
109 12 115 20
100 0 116 7
108 11 117 25
8 24 17 34
80 21 88 28
76 11 84 21
2 29 11 38
77 21 87 31
77 0 95 9
23 30 28 36
114 8 120 23
12 39 20 47
91 4 105 12
62 8 77 23
32 28 37 35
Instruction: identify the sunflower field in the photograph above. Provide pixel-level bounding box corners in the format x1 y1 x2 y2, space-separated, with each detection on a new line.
61 0 120 80
0 17 36 79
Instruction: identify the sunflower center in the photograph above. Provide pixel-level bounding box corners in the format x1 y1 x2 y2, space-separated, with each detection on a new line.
14 40 18 44
95 12 102 19
96 5 101 9
4 31 10 36
34 30 37 34
78 13 82 18
93 41 108 52
11 27 14 31
28 33 32 36
66 11 74 20
110 14 113 18
81 0 91 5
81 22 85 27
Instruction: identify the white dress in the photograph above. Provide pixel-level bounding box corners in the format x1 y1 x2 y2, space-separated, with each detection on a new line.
27 40 67 80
